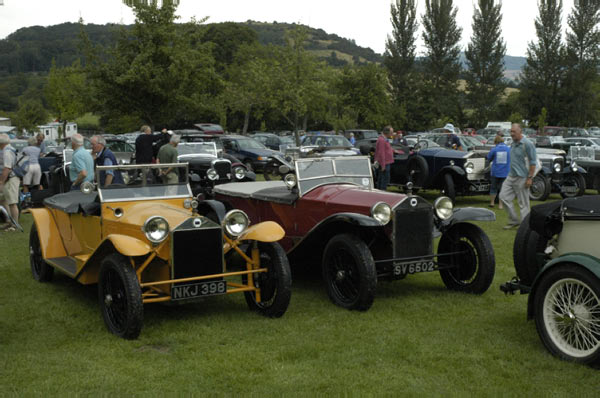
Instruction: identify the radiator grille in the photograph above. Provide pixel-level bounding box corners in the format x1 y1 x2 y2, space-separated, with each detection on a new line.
172 222 223 284
213 159 232 179
393 199 433 260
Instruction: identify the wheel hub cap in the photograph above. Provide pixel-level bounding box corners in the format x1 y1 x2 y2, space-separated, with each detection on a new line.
104 294 113 307
336 270 346 281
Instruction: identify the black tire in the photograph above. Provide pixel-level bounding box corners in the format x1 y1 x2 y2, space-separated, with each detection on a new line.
513 214 548 286
29 223 54 282
243 242 292 318
322 234 377 311
560 173 586 198
98 253 143 339
442 173 456 202
533 264 600 366
437 223 495 294
529 174 551 201
263 163 281 181
407 155 429 187
593 173 600 194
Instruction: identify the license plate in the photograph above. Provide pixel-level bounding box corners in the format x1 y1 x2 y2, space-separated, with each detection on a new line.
393 260 436 276
171 280 227 300
561 185 577 193
476 184 490 192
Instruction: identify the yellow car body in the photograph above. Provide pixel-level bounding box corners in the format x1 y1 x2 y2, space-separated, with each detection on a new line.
29 163 291 339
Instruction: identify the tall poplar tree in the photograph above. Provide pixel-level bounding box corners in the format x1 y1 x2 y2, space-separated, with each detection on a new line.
464 0 506 127
421 0 462 123
562 0 600 126
519 0 565 126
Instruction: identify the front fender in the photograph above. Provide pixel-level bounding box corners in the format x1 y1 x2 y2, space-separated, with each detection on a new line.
439 207 495 232
196 199 227 223
527 253 600 319
440 165 466 177
239 221 285 243
29 208 67 259
104 234 152 257
560 167 587 175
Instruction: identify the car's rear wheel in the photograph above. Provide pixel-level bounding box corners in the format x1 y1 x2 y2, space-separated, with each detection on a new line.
442 173 456 203
29 223 54 282
263 163 281 181
533 264 600 366
322 234 377 311
513 214 548 286
560 173 586 198
98 253 143 339
407 155 429 187
243 242 291 318
529 174 551 201
438 223 495 294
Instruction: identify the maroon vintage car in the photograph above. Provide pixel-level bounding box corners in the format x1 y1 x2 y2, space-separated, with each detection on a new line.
211 156 496 311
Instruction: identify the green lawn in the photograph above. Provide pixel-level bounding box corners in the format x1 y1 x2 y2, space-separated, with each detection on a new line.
1 191 598 394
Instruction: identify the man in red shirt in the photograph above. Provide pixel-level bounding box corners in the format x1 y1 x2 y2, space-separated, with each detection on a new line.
374 126 394 190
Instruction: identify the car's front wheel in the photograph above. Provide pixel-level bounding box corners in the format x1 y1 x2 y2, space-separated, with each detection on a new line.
437 223 495 294
560 173 586 198
442 173 456 203
533 264 600 366
529 174 551 201
98 253 143 339
322 234 377 311
29 223 54 282
243 242 292 318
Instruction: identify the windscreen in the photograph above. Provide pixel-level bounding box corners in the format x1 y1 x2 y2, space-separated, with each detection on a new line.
296 157 373 196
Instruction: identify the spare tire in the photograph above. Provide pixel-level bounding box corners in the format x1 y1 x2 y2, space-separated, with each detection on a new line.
512 214 549 286
407 155 429 187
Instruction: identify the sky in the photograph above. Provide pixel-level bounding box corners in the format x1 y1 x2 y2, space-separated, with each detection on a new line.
0 0 577 57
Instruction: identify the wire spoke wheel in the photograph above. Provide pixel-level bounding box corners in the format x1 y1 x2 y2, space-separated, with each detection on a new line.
29 224 53 282
542 278 600 357
327 249 360 303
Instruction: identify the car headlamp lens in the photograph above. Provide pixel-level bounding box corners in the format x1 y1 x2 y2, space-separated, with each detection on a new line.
464 162 474 173
284 173 297 188
207 168 218 180
234 166 246 180
371 202 392 225
434 196 454 220
222 210 249 238
554 162 562 172
143 216 169 244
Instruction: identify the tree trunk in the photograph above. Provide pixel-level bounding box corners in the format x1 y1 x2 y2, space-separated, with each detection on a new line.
242 105 251 135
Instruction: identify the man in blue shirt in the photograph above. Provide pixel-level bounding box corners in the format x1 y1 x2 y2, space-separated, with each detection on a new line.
69 134 95 190
486 134 510 208
90 135 124 186
443 123 463 151
499 123 537 229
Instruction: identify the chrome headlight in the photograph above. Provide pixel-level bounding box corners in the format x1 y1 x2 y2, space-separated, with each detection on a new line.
553 162 562 173
233 166 246 180
464 162 474 173
371 202 392 225
143 216 169 244
222 210 249 238
80 181 95 194
207 168 218 180
434 196 453 220
571 161 578 172
284 173 297 188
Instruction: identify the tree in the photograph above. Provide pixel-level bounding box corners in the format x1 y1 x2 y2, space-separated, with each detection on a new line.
83 2 220 129
13 99 48 132
464 0 506 127
562 0 600 126
519 0 565 125
45 59 88 138
421 0 463 123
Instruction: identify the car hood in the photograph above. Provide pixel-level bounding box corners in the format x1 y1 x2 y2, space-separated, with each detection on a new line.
117 201 194 228
302 184 407 209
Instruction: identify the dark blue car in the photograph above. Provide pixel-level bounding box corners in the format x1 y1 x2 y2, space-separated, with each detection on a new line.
220 135 283 172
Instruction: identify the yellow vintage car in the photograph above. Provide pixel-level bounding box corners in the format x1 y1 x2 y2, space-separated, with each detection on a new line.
28 163 292 339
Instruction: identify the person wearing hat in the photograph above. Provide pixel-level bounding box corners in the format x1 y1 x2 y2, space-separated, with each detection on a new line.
442 123 462 151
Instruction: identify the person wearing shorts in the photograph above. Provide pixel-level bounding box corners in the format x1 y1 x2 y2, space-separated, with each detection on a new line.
487 134 510 208
22 136 42 193
0 133 21 229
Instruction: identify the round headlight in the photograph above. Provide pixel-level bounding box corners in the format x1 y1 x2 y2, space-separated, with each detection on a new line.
223 210 249 238
284 173 297 188
233 166 246 180
434 196 454 220
143 216 169 244
207 168 218 181
464 162 474 173
371 202 392 225
80 181 95 194
571 161 578 172
553 162 562 172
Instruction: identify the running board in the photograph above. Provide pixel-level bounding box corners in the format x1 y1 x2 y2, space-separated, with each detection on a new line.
46 256 77 277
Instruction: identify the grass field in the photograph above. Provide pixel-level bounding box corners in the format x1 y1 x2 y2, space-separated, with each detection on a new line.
1 191 599 394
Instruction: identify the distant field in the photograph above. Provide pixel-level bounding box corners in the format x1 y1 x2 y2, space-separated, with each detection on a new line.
1 191 598 394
